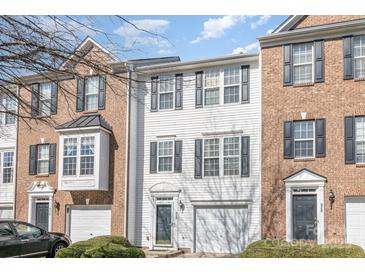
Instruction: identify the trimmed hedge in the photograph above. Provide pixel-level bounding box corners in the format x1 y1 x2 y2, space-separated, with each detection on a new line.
240 240 365 258
55 236 145 258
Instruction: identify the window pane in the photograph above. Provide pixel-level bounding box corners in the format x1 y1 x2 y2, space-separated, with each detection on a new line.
354 36 365 58
293 64 312 84
205 70 220 88
204 139 219 157
160 76 174 93
37 145 49 173
158 157 173 172
294 140 314 158
355 58 365 78
63 138 77 176
63 138 77 156
224 157 240 176
204 88 219 105
356 117 365 163
3 151 14 183
293 43 313 84
224 137 240 156
158 141 173 156
158 141 173 172
39 83 52 116
294 121 314 139
63 158 76 176
204 158 219 176
224 86 239 104
159 93 174 109
224 67 240 85
81 137 95 156
80 156 94 175
204 138 219 177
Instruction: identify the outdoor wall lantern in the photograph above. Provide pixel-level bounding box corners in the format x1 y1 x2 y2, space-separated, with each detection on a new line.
179 200 185 212
329 190 335 210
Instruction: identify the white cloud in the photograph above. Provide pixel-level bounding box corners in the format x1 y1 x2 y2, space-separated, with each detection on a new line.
266 28 274 34
115 19 171 51
250 15 271 30
232 42 259 54
191 15 246 44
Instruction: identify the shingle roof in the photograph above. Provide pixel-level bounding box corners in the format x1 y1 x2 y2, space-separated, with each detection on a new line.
55 114 112 132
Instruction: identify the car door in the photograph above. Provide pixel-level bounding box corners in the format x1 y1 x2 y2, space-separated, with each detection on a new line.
0 222 21 257
13 222 50 257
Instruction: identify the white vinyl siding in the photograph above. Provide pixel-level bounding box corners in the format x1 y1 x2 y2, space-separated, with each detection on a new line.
159 76 174 110
355 117 365 163
39 82 52 116
158 141 173 172
294 120 315 158
84 76 99 111
293 43 314 84
354 36 365 79
135 58 260 250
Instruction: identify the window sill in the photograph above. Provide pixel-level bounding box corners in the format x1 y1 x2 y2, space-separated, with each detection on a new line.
293 157 315 162
356 164 365 168
82 110 99 114
354 77 365 82
293 82 315 88
35 173 50 178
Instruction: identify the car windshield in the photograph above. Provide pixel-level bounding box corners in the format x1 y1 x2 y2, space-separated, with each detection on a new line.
14 223 42 238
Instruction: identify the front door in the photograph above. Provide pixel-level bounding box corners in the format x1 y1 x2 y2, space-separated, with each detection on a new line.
155 204 172 246
293 195 317 241
35 203 49 231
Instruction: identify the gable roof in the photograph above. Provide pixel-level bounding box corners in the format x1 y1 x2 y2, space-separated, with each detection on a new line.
273 15 307 33
59 37 118 70
55 114 112 133
283 168 327 182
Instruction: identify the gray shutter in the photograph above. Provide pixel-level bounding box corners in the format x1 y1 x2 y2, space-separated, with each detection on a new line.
29 145 37 175
150 142 157 173
48 143 57 174
194 139 203 178
50 82 58 115
195 71 203 108
345 116 355 164
76 77 85 112
174 140 182 173
241 136 250 177
284 121 294 159
98 75 106 110
315 119 326 157
283 44 292 86
314 40 324 83
175 74 183 109
343 36 354 80
241 65 250 103
31 83 40 117
151 77 158 112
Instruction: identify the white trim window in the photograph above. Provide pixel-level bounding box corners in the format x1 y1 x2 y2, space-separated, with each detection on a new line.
354 36 365 79
80 136 95 175
294 120 315 158
223 67 240 104
158 141 174 172
85 76 99 111
293 43 314 84
0 151 15 184
0 95 16 125
37 145 49 174
39 82 52 116
355 117 365 163
204 70 220 105
63 137 78 176
159 76 174 110
203 138 220 176
223 136 240 175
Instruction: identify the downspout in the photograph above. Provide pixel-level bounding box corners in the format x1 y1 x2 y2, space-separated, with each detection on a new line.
12 85 19 220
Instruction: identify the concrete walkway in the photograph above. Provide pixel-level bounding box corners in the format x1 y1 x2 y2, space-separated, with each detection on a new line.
144 249 239 258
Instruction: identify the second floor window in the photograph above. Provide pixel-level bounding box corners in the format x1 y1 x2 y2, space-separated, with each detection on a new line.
354 36 365 78
0 151 14 184
39 83 52 116
62 136 95 176
37 145 49 174
294 120 315 158
158 141 173 172
355 117 365 163
0 95 16 125
85 76 99 111
223 136 240 175
159 76 174 110
224 67 240 104
204 138 220 176
293 43 314 84
204 70 220 105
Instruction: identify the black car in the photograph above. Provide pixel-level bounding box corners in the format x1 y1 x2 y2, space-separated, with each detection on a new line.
0 220 71 258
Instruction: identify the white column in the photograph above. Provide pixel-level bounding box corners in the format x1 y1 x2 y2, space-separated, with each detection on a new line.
285 186 292 242
28 196 33 223
317 185 325 244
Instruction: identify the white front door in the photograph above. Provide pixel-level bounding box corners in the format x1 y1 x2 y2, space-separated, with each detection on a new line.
68 206 111 243
195 206 248 254
345 198 365 249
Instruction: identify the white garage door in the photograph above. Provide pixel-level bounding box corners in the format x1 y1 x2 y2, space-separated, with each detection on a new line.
346 198 365 250
0 206 13 219
69 206 112 243
195 206 248 254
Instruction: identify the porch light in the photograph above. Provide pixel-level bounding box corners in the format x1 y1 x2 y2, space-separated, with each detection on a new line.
329 190 335 210
179 200 185 212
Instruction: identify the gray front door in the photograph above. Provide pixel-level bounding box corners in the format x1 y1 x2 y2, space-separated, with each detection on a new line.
293 195 317 241
35 203 49 231
155 204 172 245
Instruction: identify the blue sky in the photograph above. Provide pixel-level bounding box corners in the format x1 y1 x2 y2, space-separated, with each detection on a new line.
78 15 288 61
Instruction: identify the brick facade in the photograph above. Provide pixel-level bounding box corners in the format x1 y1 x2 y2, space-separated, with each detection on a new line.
15 45 128 235
261 16 365 243
295 15 365 29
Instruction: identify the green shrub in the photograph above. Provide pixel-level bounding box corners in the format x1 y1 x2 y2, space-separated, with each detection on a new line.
55 235 144 258
240 240 365 258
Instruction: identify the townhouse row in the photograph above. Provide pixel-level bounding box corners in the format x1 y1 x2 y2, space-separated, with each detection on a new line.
1 15 365 253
